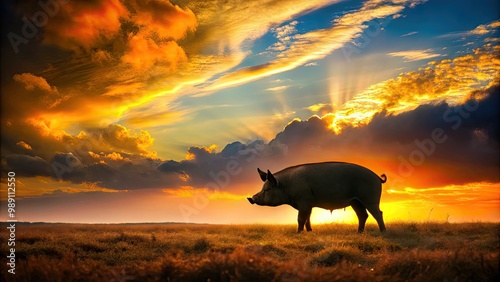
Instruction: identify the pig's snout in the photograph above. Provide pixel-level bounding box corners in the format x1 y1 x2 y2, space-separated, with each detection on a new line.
247 197 255 204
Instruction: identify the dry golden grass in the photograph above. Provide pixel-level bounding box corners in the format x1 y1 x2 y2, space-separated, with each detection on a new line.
1 222 498 281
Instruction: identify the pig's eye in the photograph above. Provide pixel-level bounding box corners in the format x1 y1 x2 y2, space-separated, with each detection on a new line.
264 186 271 192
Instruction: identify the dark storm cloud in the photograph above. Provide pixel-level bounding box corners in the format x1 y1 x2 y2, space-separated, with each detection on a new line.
157 140 288 188
368 84 499 166
1 125 182 190
270 116 332 151
369 84 499 145
2 150 183 190
3 154 53 177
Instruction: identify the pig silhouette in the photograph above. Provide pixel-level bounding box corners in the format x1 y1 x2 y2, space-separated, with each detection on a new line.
248 162 386 233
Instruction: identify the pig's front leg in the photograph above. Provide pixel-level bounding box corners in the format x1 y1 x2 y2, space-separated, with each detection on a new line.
297 207 312 233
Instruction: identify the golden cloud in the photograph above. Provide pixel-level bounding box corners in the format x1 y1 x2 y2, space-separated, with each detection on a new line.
91 49 114 64
469 20 500 35
121 32 188 70
13 73 58 94
119 0 197 70
129 0 197 40
12 73 63 109
330 44 500 131
185 0 333 53
97 124 156 157
266 86 288 92
307 103 332 116
266 20 299 52
89 151 130 162
43 0 128 50
437 19 500 39
16 141 33 151
25 117 72 141
387 48 443 62
6 116 159 161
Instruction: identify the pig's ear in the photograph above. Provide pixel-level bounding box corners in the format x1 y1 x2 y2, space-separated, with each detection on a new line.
257 168 267 182
267 170 278 187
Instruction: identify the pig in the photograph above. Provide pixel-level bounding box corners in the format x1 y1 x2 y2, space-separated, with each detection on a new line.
247 162 387 233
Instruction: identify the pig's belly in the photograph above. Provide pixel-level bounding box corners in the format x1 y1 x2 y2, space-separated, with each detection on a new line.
314 199 352 210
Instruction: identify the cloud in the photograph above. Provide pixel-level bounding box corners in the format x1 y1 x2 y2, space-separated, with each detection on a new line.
16 141 33 151
129 0 197 40
185 0 333 53
3 155 53 177
307 103 332 115
11 73 63 108
275 20 299 39
266 20 299 52
270 115 332 152
469 20 500 35
437 19 500 39
5 120 156 159
120 0 197 70
42 0 129 51
91 50 114 64
203 0 419 91
1 115 197 191
3 0 200 134
121 33 188 70
92 151 127 161
158 140 288 189
387 48 443 62
76 124 157 158
330 45 500 130
2 150 181 192
401 31 417 37
266 86 288 92
13 73 58 94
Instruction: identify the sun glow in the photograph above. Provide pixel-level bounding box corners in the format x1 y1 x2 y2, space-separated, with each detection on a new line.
327 114 342 135
311 207 358 224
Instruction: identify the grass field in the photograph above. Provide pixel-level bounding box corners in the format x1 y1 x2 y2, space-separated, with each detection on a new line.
1 222 498 281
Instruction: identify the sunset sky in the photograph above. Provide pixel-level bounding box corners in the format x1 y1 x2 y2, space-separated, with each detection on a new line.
1 0 499 224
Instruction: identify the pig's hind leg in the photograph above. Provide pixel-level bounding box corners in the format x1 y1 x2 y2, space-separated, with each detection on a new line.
350 199 368 233
305 213 313 232
366 204 386 232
